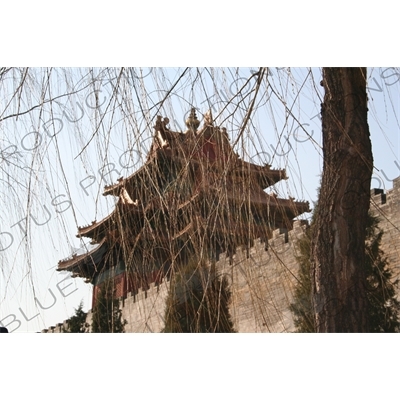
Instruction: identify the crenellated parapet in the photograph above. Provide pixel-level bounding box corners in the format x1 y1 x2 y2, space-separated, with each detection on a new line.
213 220 309 332
43 178 400 332
41 321 70 333
370 176 400 284
44 218 312 333
41 278 171 333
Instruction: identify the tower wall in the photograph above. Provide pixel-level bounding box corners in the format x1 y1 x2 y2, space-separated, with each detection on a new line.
42 281 170 333
215 221 307 332
42 177 400 333
120 281 169 333
369 177 400 285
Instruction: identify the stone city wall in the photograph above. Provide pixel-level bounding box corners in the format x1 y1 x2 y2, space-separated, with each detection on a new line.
42 177 400 333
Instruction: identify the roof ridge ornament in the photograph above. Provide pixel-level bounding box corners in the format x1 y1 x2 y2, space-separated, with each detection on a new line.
185 108 200 133
204 109 214 127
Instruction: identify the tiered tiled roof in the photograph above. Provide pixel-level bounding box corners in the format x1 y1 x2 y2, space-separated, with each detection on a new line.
58 109 310 281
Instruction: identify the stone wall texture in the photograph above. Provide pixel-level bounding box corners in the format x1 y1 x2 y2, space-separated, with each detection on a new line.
42 177 400 333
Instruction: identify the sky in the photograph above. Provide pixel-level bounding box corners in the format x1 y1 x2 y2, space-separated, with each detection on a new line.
0 67 399 333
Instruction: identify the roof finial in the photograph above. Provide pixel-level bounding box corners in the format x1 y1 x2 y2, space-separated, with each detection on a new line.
204 109 213 126
185 108 200 133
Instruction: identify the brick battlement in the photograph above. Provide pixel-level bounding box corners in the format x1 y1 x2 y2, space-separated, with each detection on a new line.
370 176 400 287
42 177 400 333
41 221 312 333
42 279 170 333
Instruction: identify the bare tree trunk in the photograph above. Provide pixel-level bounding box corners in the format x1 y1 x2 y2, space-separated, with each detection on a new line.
311 68 373 332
